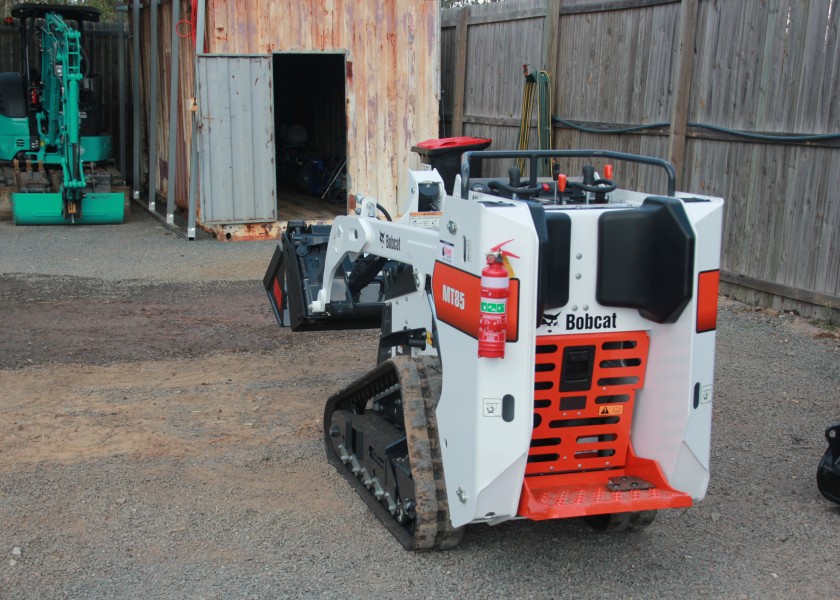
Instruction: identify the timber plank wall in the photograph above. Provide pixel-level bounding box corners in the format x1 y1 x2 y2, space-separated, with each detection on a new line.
442 0 840 319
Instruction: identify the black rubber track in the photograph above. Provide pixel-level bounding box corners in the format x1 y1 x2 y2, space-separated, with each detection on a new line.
323 356 463 550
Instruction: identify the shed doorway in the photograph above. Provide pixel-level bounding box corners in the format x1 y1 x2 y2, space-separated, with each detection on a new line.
273 53 348 221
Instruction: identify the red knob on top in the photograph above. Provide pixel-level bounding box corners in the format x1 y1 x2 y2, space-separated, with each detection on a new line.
557 174 567 193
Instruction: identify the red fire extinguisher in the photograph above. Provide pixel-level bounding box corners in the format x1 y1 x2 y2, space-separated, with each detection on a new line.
478 240 519 358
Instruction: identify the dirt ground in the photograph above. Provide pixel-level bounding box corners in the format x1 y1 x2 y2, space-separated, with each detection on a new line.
1 214 839 599
0 276 365 463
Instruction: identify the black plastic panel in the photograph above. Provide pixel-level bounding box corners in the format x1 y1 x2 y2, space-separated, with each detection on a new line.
596 197 695 324
526 203 571 326
502 394 515 422
559 345 596 392
0 73 27 118
544 211 571 309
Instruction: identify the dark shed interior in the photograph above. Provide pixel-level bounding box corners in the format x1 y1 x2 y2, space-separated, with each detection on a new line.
272 53 347 215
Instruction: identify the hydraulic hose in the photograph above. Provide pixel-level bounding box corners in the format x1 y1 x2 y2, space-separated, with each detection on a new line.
552 116 840 143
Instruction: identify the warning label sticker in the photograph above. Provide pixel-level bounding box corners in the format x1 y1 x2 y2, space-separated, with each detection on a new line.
598 405 623 416
483 398 501 417
439 240 454 264
409 212 442 231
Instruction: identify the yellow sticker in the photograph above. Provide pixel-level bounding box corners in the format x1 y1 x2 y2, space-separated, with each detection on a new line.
598 405 623 416
501 254 516 278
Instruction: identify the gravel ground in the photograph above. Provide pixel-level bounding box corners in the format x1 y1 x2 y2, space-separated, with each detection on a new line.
0 210 278 282
1 212 839 599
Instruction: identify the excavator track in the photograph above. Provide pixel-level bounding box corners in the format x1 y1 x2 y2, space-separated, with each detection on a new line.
323 356 463 550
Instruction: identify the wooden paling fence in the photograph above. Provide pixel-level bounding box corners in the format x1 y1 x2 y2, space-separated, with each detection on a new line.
442 0 840 319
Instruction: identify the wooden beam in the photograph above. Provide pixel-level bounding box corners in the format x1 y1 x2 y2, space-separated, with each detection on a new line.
558 0 680 16
441 0 679 26
721 271 840 309
667 0 699 188
462 8 545 26
441 7 544 28
451 7 469 137
542 0 562 77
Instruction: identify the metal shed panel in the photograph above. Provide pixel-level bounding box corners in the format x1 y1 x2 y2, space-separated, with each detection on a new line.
196 54 276 224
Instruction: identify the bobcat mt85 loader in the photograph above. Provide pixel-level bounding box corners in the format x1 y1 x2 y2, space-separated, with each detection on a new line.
264 148 724 550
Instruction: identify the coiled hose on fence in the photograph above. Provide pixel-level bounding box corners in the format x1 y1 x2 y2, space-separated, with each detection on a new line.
517 65 552 178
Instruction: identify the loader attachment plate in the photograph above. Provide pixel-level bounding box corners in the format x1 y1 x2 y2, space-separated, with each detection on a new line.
263 222 395 331
12 191 124 225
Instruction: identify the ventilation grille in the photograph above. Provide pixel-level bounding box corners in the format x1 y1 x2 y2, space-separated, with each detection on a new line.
528 331 650 475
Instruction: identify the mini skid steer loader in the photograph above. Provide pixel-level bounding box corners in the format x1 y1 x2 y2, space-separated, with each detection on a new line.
264 148 724 549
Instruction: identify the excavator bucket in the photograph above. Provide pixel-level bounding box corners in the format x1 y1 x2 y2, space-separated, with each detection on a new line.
12 191 125 225
263 222 389 331
817 424 840 505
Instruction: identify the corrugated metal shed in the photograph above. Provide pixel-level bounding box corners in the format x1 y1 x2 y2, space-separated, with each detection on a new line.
196 55 276 224
136 0 440 235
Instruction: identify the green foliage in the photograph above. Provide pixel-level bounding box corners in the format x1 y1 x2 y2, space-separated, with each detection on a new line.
441 0 506 9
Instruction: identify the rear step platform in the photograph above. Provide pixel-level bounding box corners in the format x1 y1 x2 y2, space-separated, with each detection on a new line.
518 449 692 520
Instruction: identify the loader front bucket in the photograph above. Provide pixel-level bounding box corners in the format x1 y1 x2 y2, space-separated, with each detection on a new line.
263 222 386 331
817 424 840 505
12 191 125 225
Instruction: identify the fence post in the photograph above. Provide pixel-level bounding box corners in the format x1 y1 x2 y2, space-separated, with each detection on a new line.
133 0 141 201
166 0 181 225
667 0 699 190
451 7 469 137
147 0 160 212
542 0 561 83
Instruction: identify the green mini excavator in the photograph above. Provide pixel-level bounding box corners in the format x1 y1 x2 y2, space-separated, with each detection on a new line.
0 3 124 225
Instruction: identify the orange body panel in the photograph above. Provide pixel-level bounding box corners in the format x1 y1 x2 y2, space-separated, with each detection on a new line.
696 270 720 333
518 447 692 520
432 262 520 342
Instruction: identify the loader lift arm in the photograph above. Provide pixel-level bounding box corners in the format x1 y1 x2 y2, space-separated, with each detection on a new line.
36 11 87 217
